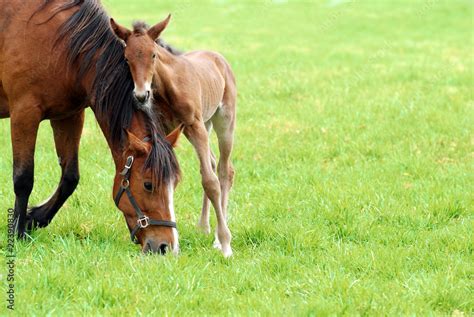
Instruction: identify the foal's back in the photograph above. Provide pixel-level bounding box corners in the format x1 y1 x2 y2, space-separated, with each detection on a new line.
182 50 236 120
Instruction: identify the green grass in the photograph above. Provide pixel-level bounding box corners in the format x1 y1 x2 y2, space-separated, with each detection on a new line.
1 0 473 315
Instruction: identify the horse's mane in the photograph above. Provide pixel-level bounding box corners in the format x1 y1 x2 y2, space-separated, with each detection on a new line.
34 0 180 185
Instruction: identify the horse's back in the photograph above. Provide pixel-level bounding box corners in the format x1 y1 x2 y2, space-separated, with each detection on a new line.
183 50 236 108
0 0 85 118
0 0 23 80
0 0 36 116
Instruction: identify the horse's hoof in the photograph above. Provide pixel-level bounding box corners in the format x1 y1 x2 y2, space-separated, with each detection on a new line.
25 211 39 231
25 207 48 231
221 245 233 258
25 216 38 232
12 217 26 240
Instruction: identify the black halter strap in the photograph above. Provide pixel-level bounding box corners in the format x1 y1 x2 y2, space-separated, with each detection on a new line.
114 155 177 244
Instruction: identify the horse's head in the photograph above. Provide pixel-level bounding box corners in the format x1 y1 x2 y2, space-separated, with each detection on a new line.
113 120 182 255
110 15 171 107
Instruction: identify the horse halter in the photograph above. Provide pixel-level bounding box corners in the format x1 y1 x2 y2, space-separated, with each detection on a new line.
114 156 177 244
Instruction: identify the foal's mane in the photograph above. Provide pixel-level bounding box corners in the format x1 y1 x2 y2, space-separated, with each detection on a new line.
132 20 183 55
132 21 149 34
33 0 180 184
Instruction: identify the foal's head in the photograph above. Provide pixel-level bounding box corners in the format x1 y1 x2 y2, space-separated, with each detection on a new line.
114 118 182 255
110 15 171 106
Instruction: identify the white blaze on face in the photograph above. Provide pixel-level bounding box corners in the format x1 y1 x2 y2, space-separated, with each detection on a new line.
133 81 153 108
168 182 179 254
133 82 152 96
144 81 151 93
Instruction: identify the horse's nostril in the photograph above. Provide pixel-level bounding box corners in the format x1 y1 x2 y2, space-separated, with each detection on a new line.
143 241 153 254
159 243 168 255
143 239 169 255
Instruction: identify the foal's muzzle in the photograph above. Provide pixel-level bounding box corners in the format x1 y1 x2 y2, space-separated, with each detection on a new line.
133 90 150 103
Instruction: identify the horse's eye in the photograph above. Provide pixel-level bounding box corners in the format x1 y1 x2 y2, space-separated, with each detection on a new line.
124 58 129 63
143 182 153 192
152 54 156 59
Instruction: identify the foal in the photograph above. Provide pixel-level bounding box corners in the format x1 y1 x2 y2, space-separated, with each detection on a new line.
110 15 237 257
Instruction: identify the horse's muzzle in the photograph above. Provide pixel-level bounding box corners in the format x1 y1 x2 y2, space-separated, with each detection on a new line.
143 239 169 255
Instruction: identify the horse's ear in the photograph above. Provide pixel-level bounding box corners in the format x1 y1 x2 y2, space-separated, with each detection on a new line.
147 14 171 40
110 18 131 42
125 129 150 156
165 124 183 148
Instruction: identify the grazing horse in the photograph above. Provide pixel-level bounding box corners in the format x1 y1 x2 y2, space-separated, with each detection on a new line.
110 15 237 257
0 0 182 254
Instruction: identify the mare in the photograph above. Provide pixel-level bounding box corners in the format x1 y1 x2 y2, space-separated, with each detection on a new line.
0 0 182 254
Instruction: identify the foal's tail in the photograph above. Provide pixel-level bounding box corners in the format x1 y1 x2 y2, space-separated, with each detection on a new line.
222 57 237 109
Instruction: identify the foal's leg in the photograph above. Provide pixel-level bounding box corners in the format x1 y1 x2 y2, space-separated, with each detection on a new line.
10 100 42 238
197 121 216 234
26 111 84 229
212 104 236 223
185 119 232 257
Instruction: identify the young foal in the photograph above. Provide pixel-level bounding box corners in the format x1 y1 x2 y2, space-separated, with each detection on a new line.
111 16 237 257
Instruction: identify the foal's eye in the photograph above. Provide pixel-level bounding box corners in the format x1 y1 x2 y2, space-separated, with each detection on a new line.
143 182 153 192
152 54 156 59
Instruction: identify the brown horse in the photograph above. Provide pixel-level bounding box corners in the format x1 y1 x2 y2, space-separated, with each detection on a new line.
110 15 237 257
0 0 182 254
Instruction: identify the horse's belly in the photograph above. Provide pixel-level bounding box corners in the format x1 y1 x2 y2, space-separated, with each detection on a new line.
0 82 9 118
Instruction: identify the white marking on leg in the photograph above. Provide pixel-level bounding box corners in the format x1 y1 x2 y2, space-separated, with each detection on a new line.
168 182 179 254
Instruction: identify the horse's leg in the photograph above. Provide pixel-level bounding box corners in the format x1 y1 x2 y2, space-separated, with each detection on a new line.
26 111 84 229
197 121 216 234
10 100 42 238
212 103 236 224
185 119 232 257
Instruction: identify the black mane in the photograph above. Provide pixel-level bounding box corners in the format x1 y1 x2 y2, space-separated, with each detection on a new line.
35 0 180 184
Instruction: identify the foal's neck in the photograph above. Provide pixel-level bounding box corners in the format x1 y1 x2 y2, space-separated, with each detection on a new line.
153 46 183 97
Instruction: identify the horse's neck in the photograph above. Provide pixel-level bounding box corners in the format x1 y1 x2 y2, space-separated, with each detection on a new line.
85 78 122 166
89 106 121 160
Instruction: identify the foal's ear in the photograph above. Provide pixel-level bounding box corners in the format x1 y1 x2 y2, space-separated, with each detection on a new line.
125 129 150 156
165 124 184 148
147 14 171 40
110 18 131 42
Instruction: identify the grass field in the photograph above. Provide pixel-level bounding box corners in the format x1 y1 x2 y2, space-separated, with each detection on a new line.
1 0 473 315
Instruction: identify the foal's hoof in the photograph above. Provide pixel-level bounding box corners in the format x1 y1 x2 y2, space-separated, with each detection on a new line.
212 239 233 257
213 238 222 250
221 245 233 258
197 221 211 235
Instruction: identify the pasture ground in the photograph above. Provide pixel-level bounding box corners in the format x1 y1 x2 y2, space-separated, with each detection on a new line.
0 0 472 315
